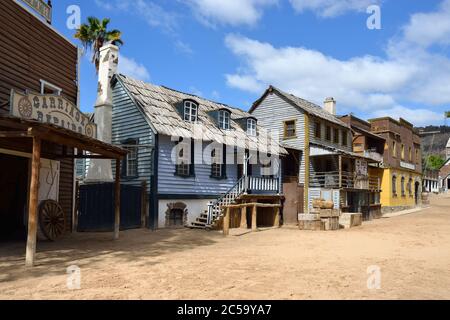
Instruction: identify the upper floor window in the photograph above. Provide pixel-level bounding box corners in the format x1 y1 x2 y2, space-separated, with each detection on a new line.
401 144 405 160
218 110 231 130
314 122 321 139
184 101 198 122
409 147 412 162
415 149 420 164
392 141 397 158
333 128 339 144
122 139 138 178
283 120 296 139
40 80 62 95
247 118 257 136
325 126 331 141
342 131 348 146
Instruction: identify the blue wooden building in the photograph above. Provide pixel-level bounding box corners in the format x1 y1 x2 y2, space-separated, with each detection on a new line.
109 75 286 229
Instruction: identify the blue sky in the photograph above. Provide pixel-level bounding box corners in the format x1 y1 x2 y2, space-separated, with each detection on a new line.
48 0 450 126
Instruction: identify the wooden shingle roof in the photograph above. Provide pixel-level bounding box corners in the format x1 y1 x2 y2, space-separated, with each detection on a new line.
115 74 287 155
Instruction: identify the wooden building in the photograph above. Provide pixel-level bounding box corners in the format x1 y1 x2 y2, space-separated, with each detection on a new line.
86 66 288 230
368 117 423 212
251 87 382 222
0 0 127 266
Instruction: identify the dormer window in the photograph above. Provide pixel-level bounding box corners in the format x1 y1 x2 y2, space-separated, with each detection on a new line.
247 118 257 136
218 110 231 130
184 100 198 122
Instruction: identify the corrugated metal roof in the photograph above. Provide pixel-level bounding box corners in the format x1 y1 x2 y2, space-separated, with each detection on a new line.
116 74 287 155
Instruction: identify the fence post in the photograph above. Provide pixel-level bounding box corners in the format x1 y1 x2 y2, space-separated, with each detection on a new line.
141 181 147 228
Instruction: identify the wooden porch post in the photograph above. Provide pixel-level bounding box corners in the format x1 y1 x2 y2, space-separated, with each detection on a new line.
274 207 281 228
240 206 247 229
114 159 121 240
338 155 343 188
251 204 258 232
223 207 231 236
141 181 147 228
25 137 41 267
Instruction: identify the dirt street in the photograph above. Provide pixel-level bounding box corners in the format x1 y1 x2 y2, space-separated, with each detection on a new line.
1 194 449 300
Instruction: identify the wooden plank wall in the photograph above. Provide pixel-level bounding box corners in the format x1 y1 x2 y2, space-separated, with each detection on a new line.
0 0 78 107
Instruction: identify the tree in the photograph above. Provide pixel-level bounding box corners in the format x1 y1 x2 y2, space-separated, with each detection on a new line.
74 17 123 72
425 154 445 170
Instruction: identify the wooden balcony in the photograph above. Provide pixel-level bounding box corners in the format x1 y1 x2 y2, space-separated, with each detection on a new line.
310 171 381 191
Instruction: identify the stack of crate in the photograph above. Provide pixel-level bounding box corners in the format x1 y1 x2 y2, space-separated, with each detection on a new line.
301 199 340 231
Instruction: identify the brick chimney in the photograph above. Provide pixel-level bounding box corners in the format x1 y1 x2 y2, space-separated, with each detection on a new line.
324 97 336 115
85 44 119 182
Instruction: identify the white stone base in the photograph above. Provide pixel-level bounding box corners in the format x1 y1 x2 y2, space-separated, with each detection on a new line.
158 198 213 228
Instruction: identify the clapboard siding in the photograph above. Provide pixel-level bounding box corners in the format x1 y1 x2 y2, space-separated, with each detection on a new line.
309 116 352 152
0 0 78 107
158 135 238 196
112 82 154 192
251 92 306 183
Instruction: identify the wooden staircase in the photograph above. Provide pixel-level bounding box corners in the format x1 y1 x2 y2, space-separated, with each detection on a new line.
188 176 281 230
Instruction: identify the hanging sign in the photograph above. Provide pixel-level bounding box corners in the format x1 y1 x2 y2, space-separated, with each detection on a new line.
10 90 97 139
21 0 52 23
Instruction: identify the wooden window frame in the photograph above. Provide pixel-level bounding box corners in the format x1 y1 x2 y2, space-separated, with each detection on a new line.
314 121 321 139
392 141 397 158
121 138 139 179
174 138 195 178
247 118 257 136
184 100 198 123
210 145 227 180
283 119 297 139
40 79 62 95
333 127 339 144
342 131 348 147
218 110 231 130
325 125 331 141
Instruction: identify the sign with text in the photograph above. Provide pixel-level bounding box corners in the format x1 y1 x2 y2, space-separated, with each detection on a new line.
10 90 97 139
21 0 52 23
400 161 416 171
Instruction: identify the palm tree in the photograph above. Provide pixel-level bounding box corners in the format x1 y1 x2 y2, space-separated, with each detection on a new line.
74 17 123 72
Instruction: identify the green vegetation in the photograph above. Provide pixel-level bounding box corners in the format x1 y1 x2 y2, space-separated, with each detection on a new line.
425 154 446 170
74 17 123 72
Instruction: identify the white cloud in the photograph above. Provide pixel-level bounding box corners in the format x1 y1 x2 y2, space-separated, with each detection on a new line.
185 0 278 26
289 0 382 18
224 1 450 126
119 55 150 81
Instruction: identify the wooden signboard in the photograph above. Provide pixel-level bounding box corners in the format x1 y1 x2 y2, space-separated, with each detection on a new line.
10 90 97 139
21 0 52 23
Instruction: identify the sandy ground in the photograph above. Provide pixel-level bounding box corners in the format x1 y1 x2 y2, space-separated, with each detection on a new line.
0 194 449 300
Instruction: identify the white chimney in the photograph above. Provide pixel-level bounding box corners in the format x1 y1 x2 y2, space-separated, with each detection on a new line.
85 44 119 182
324 97 337 115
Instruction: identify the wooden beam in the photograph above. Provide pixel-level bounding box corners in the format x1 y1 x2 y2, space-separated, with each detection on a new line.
251 205 258 232
0 131 30 138
339 155 343 188
114 159 121 240
304 113 310 214
25 137 41 267
223 207 231 236
222 203 282 209
240 206 247 229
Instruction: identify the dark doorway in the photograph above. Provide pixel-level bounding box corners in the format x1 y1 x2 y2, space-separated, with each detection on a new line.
282 149 303 224
0 154 29 241
415 182 420 205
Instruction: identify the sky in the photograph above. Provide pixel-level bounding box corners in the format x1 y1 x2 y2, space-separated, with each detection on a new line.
45 0 450 126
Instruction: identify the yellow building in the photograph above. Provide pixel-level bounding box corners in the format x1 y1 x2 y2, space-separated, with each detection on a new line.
368 117 423 213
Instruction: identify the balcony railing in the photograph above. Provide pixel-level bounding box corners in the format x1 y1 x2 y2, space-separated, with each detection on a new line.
363 150 383 162
310 171 381 191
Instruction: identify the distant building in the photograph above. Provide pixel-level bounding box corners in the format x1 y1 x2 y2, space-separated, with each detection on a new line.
439 138 450 193
368 117 423 212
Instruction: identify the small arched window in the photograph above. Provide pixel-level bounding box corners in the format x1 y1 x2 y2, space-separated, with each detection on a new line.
401 176 406 196
184 100 198 122
247 118 257 136
218 110 231 130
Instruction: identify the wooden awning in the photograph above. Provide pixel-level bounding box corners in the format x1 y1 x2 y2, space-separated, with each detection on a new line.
0 114 127 159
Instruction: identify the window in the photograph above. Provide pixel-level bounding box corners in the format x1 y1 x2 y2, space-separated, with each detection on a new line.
314 122 321 139
409 147 412 162
401 176 406 197
184 101 198 122
325 126 331 141
218 110 231 130
122 139 138 178
175 138 193 177
392 175 397 196
392 141 397 158
247 118 257 136
401 144 405 160
283 120 296 139
342 131 348 146
211 148 226 179
333 128 339 144
40 80 62 95
408 178 413 196
415 149 420 164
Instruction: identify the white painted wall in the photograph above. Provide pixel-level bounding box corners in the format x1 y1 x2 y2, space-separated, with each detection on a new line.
158 199 212 228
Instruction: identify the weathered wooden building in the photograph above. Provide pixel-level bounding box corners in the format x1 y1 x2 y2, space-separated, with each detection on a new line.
0 0 126 266
251 87 382 221
106 74 286 229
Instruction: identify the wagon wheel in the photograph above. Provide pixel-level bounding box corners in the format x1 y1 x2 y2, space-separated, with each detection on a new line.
38 200 66 241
